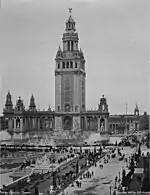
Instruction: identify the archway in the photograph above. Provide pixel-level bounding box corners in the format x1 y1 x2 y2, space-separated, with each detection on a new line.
63 116 72 130
100 118 105 132
16 118 20 128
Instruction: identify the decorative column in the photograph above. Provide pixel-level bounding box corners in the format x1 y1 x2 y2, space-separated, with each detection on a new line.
53 117 55 130
50 118 52 129
14 118 16 131
85 117 87 130
32 118 35 129
37 117 40 130
88 117 91 130
98 117 100 133
83 117 85 129
25 118 27 130
20 117 23 132
104 118 108 132
8 118 13 130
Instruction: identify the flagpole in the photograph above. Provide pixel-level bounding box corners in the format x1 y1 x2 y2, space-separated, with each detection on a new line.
125 102 128 135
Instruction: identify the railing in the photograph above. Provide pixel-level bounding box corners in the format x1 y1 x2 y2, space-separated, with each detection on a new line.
3 154 80 191
4 173 32 191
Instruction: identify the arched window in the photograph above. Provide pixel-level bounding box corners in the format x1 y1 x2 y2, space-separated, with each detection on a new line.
63 62 65 69
58 63 60 69
67 41 70 51
102 105 105 111
70 61 73 68
75 106 78 112
16 118 20 128
66 61 69 68
75 62 78 68
71 41 73 51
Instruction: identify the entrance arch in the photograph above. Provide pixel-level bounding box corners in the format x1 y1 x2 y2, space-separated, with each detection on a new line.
63 116 72 130
100 118 105 132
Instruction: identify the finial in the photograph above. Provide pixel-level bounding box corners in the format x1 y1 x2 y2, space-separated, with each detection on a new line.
58 45 61 51
69 8 72 14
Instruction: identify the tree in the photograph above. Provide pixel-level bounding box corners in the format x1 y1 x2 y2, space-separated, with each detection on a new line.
122 169 126 187
130 158 135 172
146 131 150 148
138 144 141 158
34 186 39 195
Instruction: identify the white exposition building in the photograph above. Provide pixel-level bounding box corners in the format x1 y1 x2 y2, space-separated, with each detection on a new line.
0 10 146 140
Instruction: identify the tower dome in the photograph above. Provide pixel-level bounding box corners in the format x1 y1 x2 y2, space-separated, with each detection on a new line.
65 9 76 32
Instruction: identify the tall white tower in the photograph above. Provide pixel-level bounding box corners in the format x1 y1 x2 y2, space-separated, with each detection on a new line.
55 9 86 131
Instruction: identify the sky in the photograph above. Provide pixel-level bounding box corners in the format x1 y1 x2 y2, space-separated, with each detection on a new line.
0 0 149 115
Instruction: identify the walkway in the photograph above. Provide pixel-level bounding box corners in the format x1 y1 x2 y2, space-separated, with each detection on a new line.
58 147 135 195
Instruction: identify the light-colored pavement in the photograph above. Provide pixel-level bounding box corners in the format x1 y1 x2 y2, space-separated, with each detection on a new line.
58 147 135 195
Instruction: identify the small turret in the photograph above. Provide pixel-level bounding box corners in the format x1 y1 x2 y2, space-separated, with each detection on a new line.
47 104 51 111
65 10 76 32
15 96 25 112
3 91 13 114
29 94 36 111
98 94 109 113
134 104 139 116
56 45 62 59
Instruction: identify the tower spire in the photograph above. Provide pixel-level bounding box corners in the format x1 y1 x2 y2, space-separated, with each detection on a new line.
65 8 76 32
29 94 36 111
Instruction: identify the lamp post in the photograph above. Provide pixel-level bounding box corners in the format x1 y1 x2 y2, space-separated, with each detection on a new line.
51 152 56 190
125 102 128 135
109 185 112 195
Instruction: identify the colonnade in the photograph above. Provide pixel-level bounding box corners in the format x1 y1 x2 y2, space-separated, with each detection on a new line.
80 116 108 132
13 116 55 131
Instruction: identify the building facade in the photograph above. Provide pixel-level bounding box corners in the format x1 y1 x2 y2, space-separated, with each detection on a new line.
0 11 149 140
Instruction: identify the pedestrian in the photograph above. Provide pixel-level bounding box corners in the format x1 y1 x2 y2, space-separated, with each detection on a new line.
80 181 82 187
92 171 94 176
34 185 39 195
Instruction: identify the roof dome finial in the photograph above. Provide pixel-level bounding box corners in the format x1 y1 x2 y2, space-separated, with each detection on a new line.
66 8 76 32
69 8 72 15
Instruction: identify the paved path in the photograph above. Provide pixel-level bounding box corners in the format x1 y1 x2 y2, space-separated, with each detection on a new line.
58 147 135 195
38 154 88 193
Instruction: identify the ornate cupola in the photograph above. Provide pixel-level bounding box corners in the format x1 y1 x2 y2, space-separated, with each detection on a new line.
98 94 109 113
3 91 14 114
65 13 76 32
134 104 139 116
47 104 51 112
15 96 25 112
29 94 36 111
